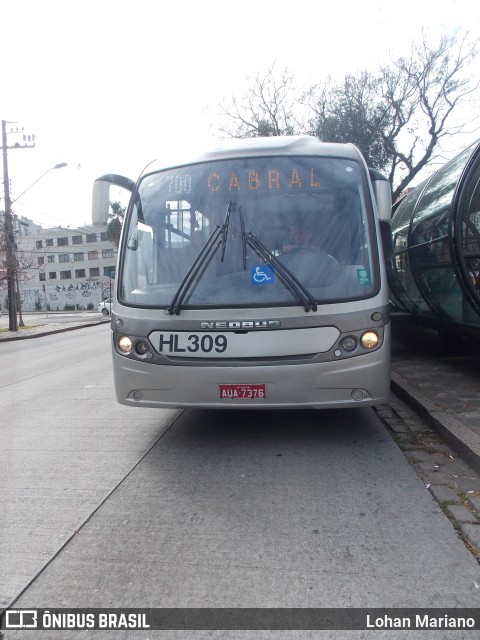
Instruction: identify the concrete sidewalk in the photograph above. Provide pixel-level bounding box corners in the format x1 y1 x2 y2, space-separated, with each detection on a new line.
390 316 480 475
0 313 110 341
1 312 480 474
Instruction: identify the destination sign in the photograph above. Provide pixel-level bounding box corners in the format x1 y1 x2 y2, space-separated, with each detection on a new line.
149 156 359 205
206 167 323 193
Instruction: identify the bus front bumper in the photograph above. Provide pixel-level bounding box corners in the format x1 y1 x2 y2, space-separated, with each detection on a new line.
112 344 391 410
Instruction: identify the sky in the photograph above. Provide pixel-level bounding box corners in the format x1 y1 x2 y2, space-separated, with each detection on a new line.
1 0 480 230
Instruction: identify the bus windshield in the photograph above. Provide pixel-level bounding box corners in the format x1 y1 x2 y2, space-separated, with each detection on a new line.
119 155 378 309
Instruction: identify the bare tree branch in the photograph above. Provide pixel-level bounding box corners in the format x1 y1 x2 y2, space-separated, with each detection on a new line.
219 63 303 138
217 31 479 203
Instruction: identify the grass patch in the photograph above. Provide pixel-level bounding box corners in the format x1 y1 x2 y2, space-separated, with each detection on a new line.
0 324 43 333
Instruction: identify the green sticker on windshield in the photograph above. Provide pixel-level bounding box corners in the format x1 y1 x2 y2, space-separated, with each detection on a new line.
357 268 371 285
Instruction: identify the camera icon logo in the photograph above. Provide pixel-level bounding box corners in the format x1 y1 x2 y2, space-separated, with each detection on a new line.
5 610 38 629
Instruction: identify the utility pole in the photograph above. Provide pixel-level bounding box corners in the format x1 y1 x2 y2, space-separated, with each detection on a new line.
2 120 17 331
1 120 35 331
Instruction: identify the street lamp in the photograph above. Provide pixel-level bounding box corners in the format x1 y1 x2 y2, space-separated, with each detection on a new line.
2 161 68 331
11 162 68 205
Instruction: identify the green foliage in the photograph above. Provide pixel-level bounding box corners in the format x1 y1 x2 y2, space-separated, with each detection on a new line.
307 72 391 172
107 201 126 246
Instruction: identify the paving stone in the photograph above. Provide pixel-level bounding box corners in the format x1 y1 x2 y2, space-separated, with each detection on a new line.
418 451 454 466
422 443 449 453
417 462 444 473
464 418 480 430
375 406 393 417
459 523 480 549
447 504 478 523
391 433 412 444
441 460 477 476
453 477 480 494
467 495 480 515
439 460 475 484
405 421 430 433
383 417 403 429
403 450 437 464
387 422 410 434
415 469 452 486
421 468 458 485
395 412 418 422
402 450 424 462
428 485 461 503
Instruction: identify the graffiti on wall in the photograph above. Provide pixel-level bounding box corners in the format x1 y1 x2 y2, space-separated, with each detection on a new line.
1 280 114 312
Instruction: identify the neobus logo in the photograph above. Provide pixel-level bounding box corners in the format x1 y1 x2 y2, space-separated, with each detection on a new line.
200 320 281 330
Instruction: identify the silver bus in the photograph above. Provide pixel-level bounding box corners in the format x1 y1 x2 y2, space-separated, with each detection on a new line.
92 136 392 409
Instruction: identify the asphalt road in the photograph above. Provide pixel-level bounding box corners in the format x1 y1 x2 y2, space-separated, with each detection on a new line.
1 324 480 639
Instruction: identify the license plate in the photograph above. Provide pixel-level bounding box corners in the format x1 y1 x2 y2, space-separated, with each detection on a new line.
219 384 266 399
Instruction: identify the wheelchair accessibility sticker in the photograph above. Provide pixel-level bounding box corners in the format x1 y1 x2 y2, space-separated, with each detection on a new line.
251 264 275 285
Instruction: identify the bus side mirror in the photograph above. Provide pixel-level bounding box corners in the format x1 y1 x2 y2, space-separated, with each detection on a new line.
369 169 392 222
368 168 393 261
92 180 111 226
92 174 135 226
380 220 394 262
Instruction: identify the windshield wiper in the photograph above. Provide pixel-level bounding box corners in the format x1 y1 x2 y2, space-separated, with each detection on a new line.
166 202 232 315
167 201 317 315
243 228 318 313
239 205 247 269
220 200 232 262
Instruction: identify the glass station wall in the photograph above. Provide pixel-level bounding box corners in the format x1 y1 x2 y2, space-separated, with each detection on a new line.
388 140 480 334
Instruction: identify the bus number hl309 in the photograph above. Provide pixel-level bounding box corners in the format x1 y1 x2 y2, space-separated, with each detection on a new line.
157 333 227 354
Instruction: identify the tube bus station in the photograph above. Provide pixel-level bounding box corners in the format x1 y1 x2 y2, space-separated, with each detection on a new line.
388 140 480 339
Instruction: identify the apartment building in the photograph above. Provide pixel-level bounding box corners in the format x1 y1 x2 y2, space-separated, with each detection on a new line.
1 223 117 313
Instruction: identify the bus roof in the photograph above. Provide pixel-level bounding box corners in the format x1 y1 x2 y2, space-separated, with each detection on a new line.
142 136 364 176
200 136 361 161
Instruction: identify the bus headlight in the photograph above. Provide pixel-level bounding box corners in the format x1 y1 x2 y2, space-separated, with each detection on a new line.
361 330 379 349
117 335 133 353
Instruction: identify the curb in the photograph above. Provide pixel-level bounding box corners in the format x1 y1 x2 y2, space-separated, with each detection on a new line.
0 319 110 342
391 370 480 476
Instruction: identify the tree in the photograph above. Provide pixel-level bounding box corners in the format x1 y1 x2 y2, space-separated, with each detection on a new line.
0 215 39 291
304 72 391 171
219 32 479 202
377 31 478 200
219 63 303 138
107 201 126 246
0 217 44 323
